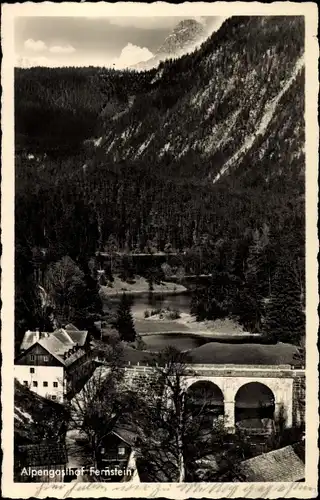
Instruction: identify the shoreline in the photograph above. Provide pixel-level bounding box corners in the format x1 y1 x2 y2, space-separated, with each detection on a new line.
100 281 188 298
139 312 260 338
101 289 189 298
139 330 262 338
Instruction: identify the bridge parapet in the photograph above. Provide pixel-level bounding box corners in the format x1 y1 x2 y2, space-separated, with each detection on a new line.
93 357 304 376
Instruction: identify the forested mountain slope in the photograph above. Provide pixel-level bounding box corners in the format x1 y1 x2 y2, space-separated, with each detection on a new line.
15 67 154 155
100 16 304 184
15 16 305 340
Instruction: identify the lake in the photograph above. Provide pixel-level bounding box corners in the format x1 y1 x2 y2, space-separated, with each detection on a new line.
103 290 264 351
139 333 265 352
141 333 207 351
105 291 192 319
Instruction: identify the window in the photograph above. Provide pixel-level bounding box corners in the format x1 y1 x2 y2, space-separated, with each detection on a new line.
30 355 35 361
33 381 38 387
30 368 35 374
43 381 48 387
43 356 49 362
100 448 105 455
53 382 58 388
23 381 28 386
51 395 57 400
118 447 125 456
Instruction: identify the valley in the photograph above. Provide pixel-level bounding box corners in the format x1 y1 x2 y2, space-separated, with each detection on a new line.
12 13 308 486
15 15 305 358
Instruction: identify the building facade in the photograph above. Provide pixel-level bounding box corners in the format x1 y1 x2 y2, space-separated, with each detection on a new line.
14 343 66 402
15 326 89 403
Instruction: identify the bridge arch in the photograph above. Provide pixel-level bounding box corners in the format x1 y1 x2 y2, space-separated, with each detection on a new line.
235 382 275 431
183 375 292 432
186 380 224 428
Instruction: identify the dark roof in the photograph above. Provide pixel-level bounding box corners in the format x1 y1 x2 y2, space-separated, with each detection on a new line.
237 445 305 482
14 380 68 444
16 441 67 467
64 348 86 367
112 426 137 447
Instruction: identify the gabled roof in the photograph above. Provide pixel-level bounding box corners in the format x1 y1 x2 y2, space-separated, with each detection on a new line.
66 330 88 347
237 444 305 482
20 331 46 351
20 327 88 359
53 328 75 348
37 338 66 365
64 324 79 331
111 426 137 447
15 339 66 366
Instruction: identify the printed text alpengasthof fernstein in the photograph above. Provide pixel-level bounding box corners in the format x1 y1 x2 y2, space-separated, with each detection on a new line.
20 466 133 479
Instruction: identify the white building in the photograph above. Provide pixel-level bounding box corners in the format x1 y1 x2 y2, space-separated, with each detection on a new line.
14 338 66 402
15 326 89 403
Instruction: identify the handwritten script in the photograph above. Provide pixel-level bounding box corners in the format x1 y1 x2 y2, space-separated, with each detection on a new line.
20 481 317 499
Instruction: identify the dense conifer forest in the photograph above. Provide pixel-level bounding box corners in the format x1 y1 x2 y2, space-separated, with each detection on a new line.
15 16 305 348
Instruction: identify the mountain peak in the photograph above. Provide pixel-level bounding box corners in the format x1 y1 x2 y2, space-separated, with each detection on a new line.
156 19 205 56
131 19 206 71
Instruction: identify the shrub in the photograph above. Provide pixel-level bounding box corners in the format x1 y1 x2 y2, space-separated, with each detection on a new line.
136 335 147 351
144 310 150 318
168 309 181 320
150 308 161 317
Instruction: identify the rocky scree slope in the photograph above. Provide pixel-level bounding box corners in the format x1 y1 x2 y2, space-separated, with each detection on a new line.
100 16 304 187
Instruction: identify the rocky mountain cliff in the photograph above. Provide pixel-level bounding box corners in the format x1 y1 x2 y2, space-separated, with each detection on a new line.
15 15 305 274
100 16 304 187
131 19 206 71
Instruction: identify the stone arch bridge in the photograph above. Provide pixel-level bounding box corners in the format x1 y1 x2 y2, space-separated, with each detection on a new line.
125 363 305 432
94 358 305 433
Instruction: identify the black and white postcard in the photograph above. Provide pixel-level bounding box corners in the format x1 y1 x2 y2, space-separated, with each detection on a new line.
1 2 319 498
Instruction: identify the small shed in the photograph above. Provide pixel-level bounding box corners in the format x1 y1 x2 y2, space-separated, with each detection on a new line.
97 426 136 468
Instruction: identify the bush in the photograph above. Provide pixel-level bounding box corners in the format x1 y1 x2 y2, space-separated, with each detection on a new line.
168 309 181 320
136 335 147 351
144 310 150 318
150 308 161 317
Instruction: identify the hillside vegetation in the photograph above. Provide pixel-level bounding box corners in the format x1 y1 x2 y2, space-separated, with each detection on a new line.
15 16 305 345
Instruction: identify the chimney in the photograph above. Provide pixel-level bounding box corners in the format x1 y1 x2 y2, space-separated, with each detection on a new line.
35 328 40 342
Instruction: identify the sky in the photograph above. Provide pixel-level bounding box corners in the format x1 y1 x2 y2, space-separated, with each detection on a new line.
14 16 225 69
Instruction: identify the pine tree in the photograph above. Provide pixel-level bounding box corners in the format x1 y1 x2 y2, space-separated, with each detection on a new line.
190 272 229 322
115 293 136 342
263 260 305 345
242 228 270 332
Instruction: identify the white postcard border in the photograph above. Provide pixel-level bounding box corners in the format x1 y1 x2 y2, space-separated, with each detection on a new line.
1 2 319 498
